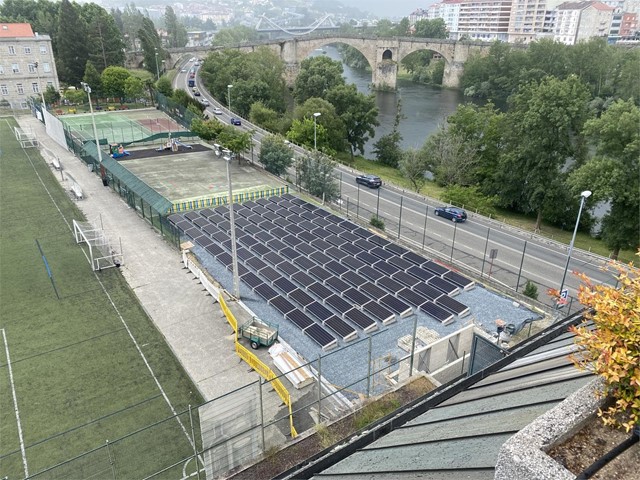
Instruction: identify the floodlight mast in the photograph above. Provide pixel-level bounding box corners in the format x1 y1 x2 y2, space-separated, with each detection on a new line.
81 82 103 164
223 149 240 299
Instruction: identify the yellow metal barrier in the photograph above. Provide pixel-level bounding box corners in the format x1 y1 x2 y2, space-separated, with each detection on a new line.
220 294 297 438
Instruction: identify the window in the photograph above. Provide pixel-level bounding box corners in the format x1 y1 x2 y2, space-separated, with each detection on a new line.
12 64 19 74
43 63 51 73
17 84 24 94
47 81 53 89
1 85 8 96
8 45 15 55
28 64 36 73
32 83 40 93
40 45 47 54
24 46 31 54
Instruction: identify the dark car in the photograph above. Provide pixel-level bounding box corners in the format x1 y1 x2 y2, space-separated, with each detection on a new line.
230 118 242 126
356 174 382 188
434 206 467 222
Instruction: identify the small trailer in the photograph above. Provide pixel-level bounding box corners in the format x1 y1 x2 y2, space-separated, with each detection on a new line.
239 318 278 349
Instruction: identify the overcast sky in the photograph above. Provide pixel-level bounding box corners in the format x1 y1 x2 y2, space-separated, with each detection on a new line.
340 0 433 18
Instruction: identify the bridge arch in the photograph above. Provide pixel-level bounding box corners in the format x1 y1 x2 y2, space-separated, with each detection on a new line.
292 37 378 73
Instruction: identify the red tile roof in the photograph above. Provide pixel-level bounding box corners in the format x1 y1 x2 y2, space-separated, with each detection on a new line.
0 23 35 38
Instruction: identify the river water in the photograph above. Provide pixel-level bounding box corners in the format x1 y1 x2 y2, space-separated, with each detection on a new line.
312 46 468 157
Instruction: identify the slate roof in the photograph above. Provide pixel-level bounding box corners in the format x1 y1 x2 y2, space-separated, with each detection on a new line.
281 312 592 479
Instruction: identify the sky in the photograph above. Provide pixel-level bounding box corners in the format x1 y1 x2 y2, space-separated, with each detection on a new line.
339 0 434 18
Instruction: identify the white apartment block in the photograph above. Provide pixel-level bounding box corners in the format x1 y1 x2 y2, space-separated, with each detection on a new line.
553 1 614 44
458 0 514 41
508 0 567 42
0 23 59 110
427 0 463 36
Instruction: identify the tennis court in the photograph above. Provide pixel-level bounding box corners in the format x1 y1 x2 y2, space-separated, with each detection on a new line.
60 109 188 146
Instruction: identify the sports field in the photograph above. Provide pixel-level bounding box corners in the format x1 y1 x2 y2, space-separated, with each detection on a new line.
60 109 186 145
0 118 203 478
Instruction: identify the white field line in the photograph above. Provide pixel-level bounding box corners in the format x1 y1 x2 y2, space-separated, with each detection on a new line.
2 328 29 477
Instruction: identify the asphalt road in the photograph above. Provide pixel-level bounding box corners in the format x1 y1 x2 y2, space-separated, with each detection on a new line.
173 57 619 310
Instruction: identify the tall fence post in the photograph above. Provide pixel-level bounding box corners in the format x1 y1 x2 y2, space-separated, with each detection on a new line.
317 355 322 424
258 379 266 452
515 240 528 292
422 204 428 250
481 227 490 277
189 404 201 480
346 196 350 217
397 196 403 239
366 335 372 397
450 221 458 262
339 173 342 209
409 315 418 377
376 187 380 218
356 185 360 220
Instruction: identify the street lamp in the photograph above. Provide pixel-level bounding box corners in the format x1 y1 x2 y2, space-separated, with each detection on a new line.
223 149 240 299
313 112 321 150
30 62 46 110
154 48 160 80
558 190 592 304
80 82 103 165
227 84 233 112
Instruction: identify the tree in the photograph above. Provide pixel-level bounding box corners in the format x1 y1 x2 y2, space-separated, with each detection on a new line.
64 88 86 105
373 99 404 167
83 61 102 101
422 129 479 186
294 98 346 153
287 118 331 154
101 66 130 102
190 118 252 157
124 76 144 102
137 17 163 77
43 85 60 106
249 102 289 134
259 135 294 176
165 6 188 48
212 26 259 46
156 77 173 98
55 0 88 85
399 148 429 192
293 56 345 104
80 3 125 71
569 99 640 258
568 258 640 433
298 151 340 202
413 18 448 39
325 84 379 158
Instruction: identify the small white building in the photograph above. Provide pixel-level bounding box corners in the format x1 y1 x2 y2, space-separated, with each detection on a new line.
0 23 60 110
553 1 614 44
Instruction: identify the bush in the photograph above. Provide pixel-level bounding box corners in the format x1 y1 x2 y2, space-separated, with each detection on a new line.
370 216 385 230
440 185 499 217
522 280 538 300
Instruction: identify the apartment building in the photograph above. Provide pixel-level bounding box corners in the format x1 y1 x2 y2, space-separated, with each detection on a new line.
508 0 567 42
0 23 59 110
457 0 514 41
553 1 614 44
426 0 463 37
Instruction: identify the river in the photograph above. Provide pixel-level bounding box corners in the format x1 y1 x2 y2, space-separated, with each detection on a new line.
311 45 468 157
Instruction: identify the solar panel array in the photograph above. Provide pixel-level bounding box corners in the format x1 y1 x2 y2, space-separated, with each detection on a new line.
169 194 475 350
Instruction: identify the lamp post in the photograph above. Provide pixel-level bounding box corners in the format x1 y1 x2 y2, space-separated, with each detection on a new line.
154 48 160 80
31 62 46 110
223 149 240 299
558 190 592 304
80 82 103 165
227 84 233 112
313 112 321 150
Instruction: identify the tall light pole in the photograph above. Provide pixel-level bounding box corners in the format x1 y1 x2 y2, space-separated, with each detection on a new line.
223 149 240 299
558 190 592 304
81 82 103 165
31 62 46 110
154 48 160 80
313 112 321 150
227 84 233 112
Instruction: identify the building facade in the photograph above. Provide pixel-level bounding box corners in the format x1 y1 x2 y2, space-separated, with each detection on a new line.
553 1 614 44
457 0 514 41
0 23 59 110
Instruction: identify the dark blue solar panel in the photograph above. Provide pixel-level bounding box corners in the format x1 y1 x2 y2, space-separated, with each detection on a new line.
289 289 315 308
371 247 394 261
340 242 363 257
359 266 381 283
268 239 287 252
392 271 421 288
380 295 412 316
252 205 268 216
311 239 332 252
269 195 285 204
369 235 391 248
287 215 304 225
314 209 331 218
325 261 349 277
238 235 259 248
326 214 342 224
263 211 280 222
420 301 454 324
386 243 409 256
342 271 367 288
280 193 296 201
342 256 366 271
325 316 357 340
256 231 274 243
397 288 429 308
292 271 315 288
310 251 332 265
236 207 253 218
234 217 251 229
274 277 297 294
362 301 395 323
202 224 220 237
251 243 270 257
214 205 229 216
289 206 306 216
326 247 348 260
343 288 370 306
195 236 213 248
241 271 263 289
310 227 329 239
301 211 316 221
269 227 288 239
243 224 261 236
255 283 278 301
293 256 316 271
301 202 318 212
264 202 280 213
197 209 214 219
377 276 404 294
356 251 379 265
174 220 190 232
344 309 377 331
341 231 360 243
254 198 270 207
429 276 460 296
297 231 316 244
277 261 299 277
339 220 359 231
296 243 316 256
263 251 284 267
205 243 224 256
235 247 253 262
325 276 350 293
282 235 303 247
184 211 200 221
192 216 210 229
312 217 331 228
435 295 470 316
280 247 300 260
326 224 346 236
217 221 231 233
246 214 263 225
326 235 347 248
299 220 316 231
360 282 386 300
216 252 233 267
269 296 296 315
184 227 200 239
374 260 401 277
326 294 353 315
286 223 305 235
407 265 435 282
352 227 373 239
413 282 443 301
388 256 414 271
243 200 259 209
304 323 336 349
306 301 334 322
308 282 333 300
443 271 475 290
423 260 450 277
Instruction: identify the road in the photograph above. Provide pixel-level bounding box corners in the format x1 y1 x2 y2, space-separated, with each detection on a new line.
173 57 619 310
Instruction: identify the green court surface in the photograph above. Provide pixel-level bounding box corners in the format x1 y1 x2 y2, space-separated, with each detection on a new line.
0 117 203 478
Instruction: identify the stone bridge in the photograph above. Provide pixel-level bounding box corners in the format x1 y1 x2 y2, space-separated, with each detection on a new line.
127 34 493 89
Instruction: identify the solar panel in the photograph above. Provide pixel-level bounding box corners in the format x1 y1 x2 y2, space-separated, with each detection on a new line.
263 211 280 222
435 295 471 317
195 236 214 248
423 260 450 277
174 220 190 232
286 223 305 235
216 252 233 267
377 276 404 294
251 243 271 257
269 227 288 239
324 316 358 342
274 277 298 294
192 216 210 229
218 221 231 233
407 265 435 283
306 301 334 322
392 271 421 288
311 239 332 252
338 220 359 231
184 227 200 239
340 242 363 257
402 251 427 267
301 202 318 212
235 217 251 229
371 247 395 261
269 296 296 315
325 235 347 248
352 227 373 239
260 266 282 283
256 231 274 243
244 224 261 236
325 247 348 260
326 213 343 224
274 217 293 229
362 301 395 324
296 243 316 256
413 282 443 301
344 309 377 332
254 198 270 207
268 239 287 252
222 239 232 251
420 301 454 325
325 261 349 277
291 271 315 288
238 235 259 248
235 247 253 262
276 208 294 219
277 260 299 277
314 209 331 218
214 205 229 216
356 251 379 265
287 214 304 225
341 256 366 272
374 260 401 277
297 230 316 244
168 213 183 225
269 195 285 204
326 294 354 315
388 256 414 271
280 247 300 260
428 276 460 296
386 243 409 256
241 271 263 289
255 283 278 301
207 213 225 225
310 251 332 265
299 220 316 231
289 289 315 308
325 276 350 293
343 288 370 306
243 200 259 209
304 323 337 350
326 224 346 236
289 205 306 216
312 217 331 228
368 235 391 248
205 243 224 256
360 282 386 300
252 205 268 216
184 211 200 221
342 271 368 288
359 266 381 283
264 202 280 213
282 235 303 247
397 288 429 308
262 251 284 267
380 295 412 317
308 282 333 300
443 271 476 290
293 256 316 271
301 211 316 221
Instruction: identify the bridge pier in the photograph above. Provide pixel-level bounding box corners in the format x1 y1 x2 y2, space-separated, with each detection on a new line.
442 62 464 89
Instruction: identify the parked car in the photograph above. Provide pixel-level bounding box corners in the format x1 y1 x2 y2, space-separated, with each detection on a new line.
434 206 467 222
213 107 223 115
230 118 242 126
355 174 382 188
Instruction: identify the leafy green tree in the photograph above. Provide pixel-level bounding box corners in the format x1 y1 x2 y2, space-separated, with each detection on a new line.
430 59 445 85
298 151 340 201
325 84 379 158
190 118 252 157
294 98 346 153
395 17 410 36
120 4 145 51
80 3 125 71
613 49 640 101
83 61 103 101
422 129 478 186
336 44 371 70
399 148 429 192
293 56 345 104
373 99 404 167
64 88 85 105
156 77 173 98
124 76 144 102
165 6 188 48
43 85 61 106
101 66 130 102
137 17 163 77
259 135 294 176
287 118 331 153
374 19 398 37
401 50 433 76
212 26 260 46
249 102 289 133
413 18 448 38
55 0 88 85
440 185 499 217
569 99 640 258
